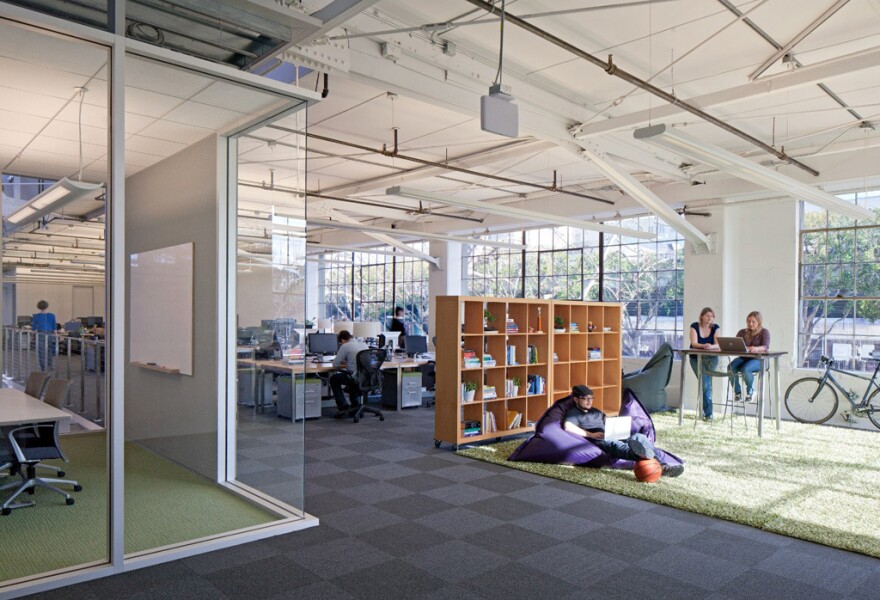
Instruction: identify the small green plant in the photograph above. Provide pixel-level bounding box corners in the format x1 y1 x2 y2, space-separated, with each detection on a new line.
484 309 496 322
465 380 479 392
512 377 521 387
554 316 565 328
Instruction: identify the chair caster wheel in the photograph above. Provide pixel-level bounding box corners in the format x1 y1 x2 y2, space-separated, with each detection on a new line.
74 485 82 492
353 417 360 423
452 444 458 451
66 498 75 506
2 508 11 516
379 416 385 421
434 440 441 448
58 471 65 477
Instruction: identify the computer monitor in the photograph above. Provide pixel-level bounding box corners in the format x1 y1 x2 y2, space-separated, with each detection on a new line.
236 328 253 345
404 335 428 357
261 319 275 330
17 315 31 328
308 332 338 356
86 316 103 327
64 320 81 333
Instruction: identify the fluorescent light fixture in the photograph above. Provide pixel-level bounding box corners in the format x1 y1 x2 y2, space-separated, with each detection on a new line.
5 178 103 228
308 219 527 250
634 124 874 221
386 186 655 240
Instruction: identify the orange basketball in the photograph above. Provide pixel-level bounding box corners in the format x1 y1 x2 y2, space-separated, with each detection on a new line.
633 458 662 483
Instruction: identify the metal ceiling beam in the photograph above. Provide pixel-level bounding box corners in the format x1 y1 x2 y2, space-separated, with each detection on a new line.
748 0 852 81
574 45 880 138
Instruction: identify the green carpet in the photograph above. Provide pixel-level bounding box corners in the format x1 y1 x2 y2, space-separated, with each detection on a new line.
458 413 880 558
1 433 278 583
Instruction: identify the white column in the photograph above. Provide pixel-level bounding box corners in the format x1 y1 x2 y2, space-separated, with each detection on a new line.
428 241 462 347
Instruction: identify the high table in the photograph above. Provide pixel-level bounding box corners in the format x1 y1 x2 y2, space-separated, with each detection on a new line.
674 348 787 437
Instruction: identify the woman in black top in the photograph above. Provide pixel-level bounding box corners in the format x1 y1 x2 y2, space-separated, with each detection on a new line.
689 307 720 420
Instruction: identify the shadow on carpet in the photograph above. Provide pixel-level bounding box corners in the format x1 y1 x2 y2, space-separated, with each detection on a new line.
457 413 880 558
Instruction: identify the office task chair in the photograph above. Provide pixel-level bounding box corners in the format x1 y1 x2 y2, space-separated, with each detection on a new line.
31 379 74 477
24 371 51 398
419 362 436 407
1 413 82 515
343 349 386 423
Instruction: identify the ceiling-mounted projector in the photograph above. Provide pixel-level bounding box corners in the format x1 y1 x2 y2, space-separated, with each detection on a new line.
481 83 518 138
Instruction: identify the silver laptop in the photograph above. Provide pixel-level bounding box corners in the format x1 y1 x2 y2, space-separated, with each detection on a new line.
604 416 632 441
717 336 748 352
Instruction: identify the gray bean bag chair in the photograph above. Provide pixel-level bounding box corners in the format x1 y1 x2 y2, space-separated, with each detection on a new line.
622 343 674 413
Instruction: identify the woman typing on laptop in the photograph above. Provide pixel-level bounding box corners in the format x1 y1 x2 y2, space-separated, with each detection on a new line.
728 311 770 403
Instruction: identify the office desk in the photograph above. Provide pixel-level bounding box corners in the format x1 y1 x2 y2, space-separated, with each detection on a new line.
239 358 430 411
674 348 787 437
0 388 71 427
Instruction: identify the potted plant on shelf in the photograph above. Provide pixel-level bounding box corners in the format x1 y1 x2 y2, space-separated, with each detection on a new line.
554 316 566 333
512 377 521 397
484 309 497 332
464 380 478 402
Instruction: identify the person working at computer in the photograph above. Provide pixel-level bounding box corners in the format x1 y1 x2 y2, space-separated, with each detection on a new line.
389 306 406 349
689 306 720 420
32 300 57 371
329 330 369 415
563 385 683 477
728 311 770 403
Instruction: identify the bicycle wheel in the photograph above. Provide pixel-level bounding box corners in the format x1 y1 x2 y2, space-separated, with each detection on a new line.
785 377 839 424
867 389 880 430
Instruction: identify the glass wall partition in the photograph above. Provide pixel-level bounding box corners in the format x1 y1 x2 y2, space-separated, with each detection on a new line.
0 18 110 585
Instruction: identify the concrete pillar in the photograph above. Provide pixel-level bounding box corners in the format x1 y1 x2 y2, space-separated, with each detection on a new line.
428 240 462 347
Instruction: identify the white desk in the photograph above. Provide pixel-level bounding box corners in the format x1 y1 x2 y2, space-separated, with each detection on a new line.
0 388 70 426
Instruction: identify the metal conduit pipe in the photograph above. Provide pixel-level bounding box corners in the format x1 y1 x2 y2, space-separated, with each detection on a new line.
267 125 616 204
463 0 820 177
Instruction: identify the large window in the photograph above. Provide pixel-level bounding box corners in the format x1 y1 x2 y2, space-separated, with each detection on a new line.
799 191 880 370
318 243 430 334
463 218 684 357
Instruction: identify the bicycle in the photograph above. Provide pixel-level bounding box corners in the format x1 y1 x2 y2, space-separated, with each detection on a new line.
784 353 880 428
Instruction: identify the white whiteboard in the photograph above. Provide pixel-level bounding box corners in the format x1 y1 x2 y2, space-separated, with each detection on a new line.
130 242 193 375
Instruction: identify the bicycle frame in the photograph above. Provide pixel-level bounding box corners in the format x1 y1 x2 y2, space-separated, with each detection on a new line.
819 360 880 410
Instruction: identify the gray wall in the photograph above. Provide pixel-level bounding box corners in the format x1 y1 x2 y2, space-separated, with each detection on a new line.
125 134 222 479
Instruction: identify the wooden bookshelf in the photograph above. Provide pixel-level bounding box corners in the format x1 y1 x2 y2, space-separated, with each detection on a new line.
434 296 622 449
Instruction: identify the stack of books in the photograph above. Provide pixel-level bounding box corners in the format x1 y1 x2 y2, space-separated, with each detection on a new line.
482 353 496 367
588 347 602 360
483 411 497 433
462 420 481 437
527 374 545 395
483 385 497 400
569 322 580 332
506 344 517 365
527 344 538 364
506 318 518 334
506 410 523 429
463 348 481 369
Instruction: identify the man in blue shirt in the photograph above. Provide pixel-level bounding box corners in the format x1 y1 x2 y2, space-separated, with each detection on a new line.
32 300 57 371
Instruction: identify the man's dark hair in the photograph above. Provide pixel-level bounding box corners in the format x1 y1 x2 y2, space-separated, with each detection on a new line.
37 300 49 310
572 385 593 398
395 307 404 316
337 330 352 343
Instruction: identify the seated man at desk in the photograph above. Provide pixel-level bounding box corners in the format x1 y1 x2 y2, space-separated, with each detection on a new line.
329 330 369 415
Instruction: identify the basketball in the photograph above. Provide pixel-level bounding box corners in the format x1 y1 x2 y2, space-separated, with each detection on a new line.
633 458 662 483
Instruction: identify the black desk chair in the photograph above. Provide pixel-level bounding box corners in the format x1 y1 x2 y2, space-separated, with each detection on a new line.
1 417 81 515
342 349 386 423
420 362 436 407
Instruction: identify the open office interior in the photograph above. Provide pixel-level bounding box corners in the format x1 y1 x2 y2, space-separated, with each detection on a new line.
1 1 880 599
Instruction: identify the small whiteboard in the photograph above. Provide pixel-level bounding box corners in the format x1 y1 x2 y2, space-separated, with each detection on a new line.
130 242 193 375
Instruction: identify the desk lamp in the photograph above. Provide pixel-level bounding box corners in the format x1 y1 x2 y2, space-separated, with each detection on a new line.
353 321 382 345
334 321 354 335
316 318 332 333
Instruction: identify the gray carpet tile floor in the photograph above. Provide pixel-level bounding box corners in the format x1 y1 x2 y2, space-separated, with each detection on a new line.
24 403 880 600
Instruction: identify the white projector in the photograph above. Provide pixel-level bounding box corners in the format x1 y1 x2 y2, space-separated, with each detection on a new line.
481 83 518 138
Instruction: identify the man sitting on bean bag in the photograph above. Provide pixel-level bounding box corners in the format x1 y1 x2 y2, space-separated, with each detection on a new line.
508 385 684 476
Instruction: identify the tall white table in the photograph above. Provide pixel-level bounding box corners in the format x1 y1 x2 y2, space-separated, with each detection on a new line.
0 388 70 426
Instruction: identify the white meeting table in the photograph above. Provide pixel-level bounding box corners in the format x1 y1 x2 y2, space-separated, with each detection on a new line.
674 348 787 437
0 388 70 427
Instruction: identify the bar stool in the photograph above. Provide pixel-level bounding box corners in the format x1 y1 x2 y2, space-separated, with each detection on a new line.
721 371 749 432
693 356 731 428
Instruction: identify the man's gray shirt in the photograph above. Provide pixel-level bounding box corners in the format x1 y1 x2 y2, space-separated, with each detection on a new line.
333 340 369 374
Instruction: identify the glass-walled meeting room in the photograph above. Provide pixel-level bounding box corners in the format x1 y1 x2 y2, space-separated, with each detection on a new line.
0 9 318 595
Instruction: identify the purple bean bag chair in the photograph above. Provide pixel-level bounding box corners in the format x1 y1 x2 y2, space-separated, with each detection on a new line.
508 389 683 469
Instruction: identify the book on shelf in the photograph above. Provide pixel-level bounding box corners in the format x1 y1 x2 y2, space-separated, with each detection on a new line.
504 379 517 397
483 385 497 400
569 322 580 332
461 420 481 437
482 353 496 367
483 411 497 433
588 347 602 360
506 344 517 365
527 344 538 364
526 374 545 395
506 410 523 429
505 318 518 333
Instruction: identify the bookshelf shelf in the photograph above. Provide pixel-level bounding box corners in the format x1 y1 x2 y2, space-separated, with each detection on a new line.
435 296 622 449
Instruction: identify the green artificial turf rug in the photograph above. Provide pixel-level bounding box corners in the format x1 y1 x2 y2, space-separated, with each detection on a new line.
457 413 880 558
